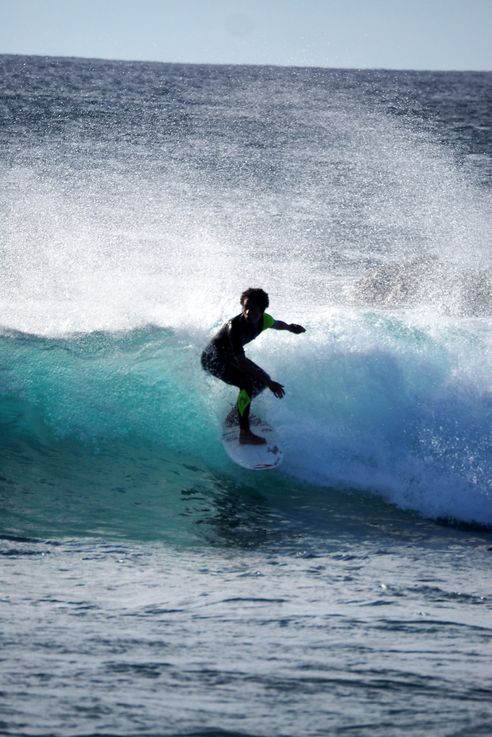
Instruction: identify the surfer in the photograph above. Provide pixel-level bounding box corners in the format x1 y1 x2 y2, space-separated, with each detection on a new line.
201 288 305 445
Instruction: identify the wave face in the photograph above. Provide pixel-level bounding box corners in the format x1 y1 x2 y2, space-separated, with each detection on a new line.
1 317 490 531
0 56 491 534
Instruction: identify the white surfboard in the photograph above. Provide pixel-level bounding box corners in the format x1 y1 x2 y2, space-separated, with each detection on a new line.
221 414 283 470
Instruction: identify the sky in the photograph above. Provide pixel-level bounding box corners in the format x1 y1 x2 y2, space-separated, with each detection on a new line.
0 0 491 71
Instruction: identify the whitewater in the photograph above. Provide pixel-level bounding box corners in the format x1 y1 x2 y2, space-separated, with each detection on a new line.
0 55 491 737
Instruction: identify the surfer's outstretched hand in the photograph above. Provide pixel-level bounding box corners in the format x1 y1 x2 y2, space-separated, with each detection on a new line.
268 380 285 399
289 323 305 334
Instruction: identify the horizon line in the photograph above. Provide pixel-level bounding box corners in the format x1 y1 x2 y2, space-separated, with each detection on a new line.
1 50 491 75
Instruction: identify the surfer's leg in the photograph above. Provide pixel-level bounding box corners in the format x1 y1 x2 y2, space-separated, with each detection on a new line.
236 377 270 445
217 371 266 444
201 351 267 444
236 388 252 429
236 390 263 444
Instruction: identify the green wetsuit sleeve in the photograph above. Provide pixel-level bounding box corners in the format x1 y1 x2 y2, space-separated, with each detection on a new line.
262 313 275 330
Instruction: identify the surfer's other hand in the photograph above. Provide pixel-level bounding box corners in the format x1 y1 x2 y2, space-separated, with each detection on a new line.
268 380 285 398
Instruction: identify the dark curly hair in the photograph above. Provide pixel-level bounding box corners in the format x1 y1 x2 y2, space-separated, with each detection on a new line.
240 287 269 311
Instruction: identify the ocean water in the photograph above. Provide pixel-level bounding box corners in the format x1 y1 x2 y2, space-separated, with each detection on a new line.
0 55 491 736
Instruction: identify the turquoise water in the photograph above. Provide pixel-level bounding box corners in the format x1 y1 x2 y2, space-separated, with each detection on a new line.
2 316 490 536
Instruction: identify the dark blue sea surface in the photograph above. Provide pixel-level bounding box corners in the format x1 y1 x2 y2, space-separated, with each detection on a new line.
0 54 491 736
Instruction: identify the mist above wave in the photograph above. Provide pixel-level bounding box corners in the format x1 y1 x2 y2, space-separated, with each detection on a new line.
352 256 492 317
0 59 490 335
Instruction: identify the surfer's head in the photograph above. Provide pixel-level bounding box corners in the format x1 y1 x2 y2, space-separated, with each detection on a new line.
240 288 269 311
240 288 269 324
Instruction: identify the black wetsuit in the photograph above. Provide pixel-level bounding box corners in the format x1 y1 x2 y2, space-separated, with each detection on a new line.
201 313 275 429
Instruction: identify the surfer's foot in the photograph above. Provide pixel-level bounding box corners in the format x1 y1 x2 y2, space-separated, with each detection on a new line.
239 429 266 445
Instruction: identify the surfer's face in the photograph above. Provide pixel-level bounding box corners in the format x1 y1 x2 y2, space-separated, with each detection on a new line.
241 298 262 324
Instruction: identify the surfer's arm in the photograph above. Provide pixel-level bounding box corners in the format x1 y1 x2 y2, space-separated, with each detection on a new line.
271 320 306 334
